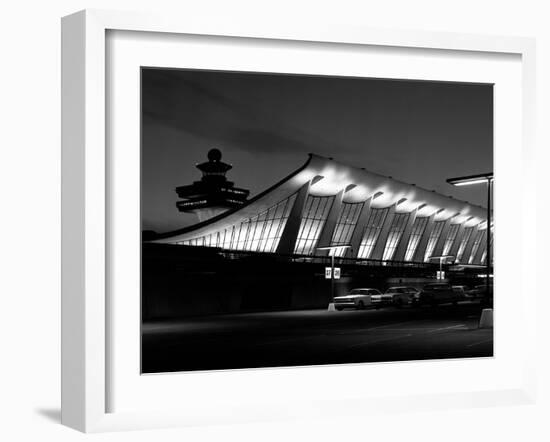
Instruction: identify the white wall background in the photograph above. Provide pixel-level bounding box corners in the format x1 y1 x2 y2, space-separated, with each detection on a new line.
0 1 548 440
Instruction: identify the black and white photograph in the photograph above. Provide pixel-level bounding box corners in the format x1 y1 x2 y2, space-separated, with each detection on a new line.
141 67 494 374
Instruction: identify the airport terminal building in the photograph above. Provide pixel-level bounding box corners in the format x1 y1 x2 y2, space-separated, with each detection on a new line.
153 153 491 266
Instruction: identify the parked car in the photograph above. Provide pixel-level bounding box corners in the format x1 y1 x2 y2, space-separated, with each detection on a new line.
333 288 383 311
411 283 463 307
373 286 420 307
465 284 493 299
465 283 494 306
452 285 468 297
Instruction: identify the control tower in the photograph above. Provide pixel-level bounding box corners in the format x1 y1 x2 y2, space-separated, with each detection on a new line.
175 149 250 222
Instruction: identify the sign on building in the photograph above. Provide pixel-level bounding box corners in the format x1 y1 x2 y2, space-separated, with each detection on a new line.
325 267 341 279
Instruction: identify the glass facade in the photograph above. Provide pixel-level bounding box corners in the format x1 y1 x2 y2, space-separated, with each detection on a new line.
382 213 410 261
468 228 485 264
482 225 493 265
175 184 490 265
424 220 445 261
181 193 297 253
456 225 474 262
294 195 335 255
404 216 429 261
442 223 460 256
357 208 389 259
330 202 364 257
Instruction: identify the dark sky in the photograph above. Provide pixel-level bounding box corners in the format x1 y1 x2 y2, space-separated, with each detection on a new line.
142 68 493 233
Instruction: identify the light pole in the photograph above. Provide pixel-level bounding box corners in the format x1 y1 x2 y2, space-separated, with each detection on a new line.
447 172 493 305
317 245 351 302
428 255 455 279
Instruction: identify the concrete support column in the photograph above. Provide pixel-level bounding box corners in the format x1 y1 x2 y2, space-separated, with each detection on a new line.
431 217 452 258
412 213 436 263
473 230 488 264
393 208 418 262
461 225 481 264
275 181 311 255
370 204 397 261
348 197 372 259
448 223 465 259
316 188 346 253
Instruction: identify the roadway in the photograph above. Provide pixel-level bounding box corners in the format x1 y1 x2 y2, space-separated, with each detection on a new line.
141 302 492 373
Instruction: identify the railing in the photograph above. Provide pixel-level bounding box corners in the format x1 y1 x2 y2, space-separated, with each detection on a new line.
144 243 493 282
173 244 439 269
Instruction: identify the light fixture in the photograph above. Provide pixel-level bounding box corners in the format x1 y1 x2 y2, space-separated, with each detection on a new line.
446 172 493 186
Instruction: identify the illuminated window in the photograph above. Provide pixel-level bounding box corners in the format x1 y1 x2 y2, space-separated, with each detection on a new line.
382 213 410 261
424 220 445 261
181 193 297 253
468 229 485 264
330 202 364 257
456 226 474 262
248 194 297 253
442 223 460 256
481 225 493 265
357 208 389 259
404 216 429 261
294 195 335 255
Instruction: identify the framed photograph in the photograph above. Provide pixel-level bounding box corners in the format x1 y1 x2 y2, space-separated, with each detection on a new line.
61 9 537 432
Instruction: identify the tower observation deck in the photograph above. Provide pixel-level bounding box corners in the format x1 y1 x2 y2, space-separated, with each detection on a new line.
175 149 250 222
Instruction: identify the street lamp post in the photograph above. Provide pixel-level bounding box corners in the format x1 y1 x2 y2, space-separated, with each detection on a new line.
447 172 493 305
316 245 351 302
428 255 455 279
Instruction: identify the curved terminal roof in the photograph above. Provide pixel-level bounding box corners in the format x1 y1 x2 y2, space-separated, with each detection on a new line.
154 154 488 245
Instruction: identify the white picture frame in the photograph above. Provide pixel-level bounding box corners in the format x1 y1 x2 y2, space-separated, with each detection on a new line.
61 9 537 433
